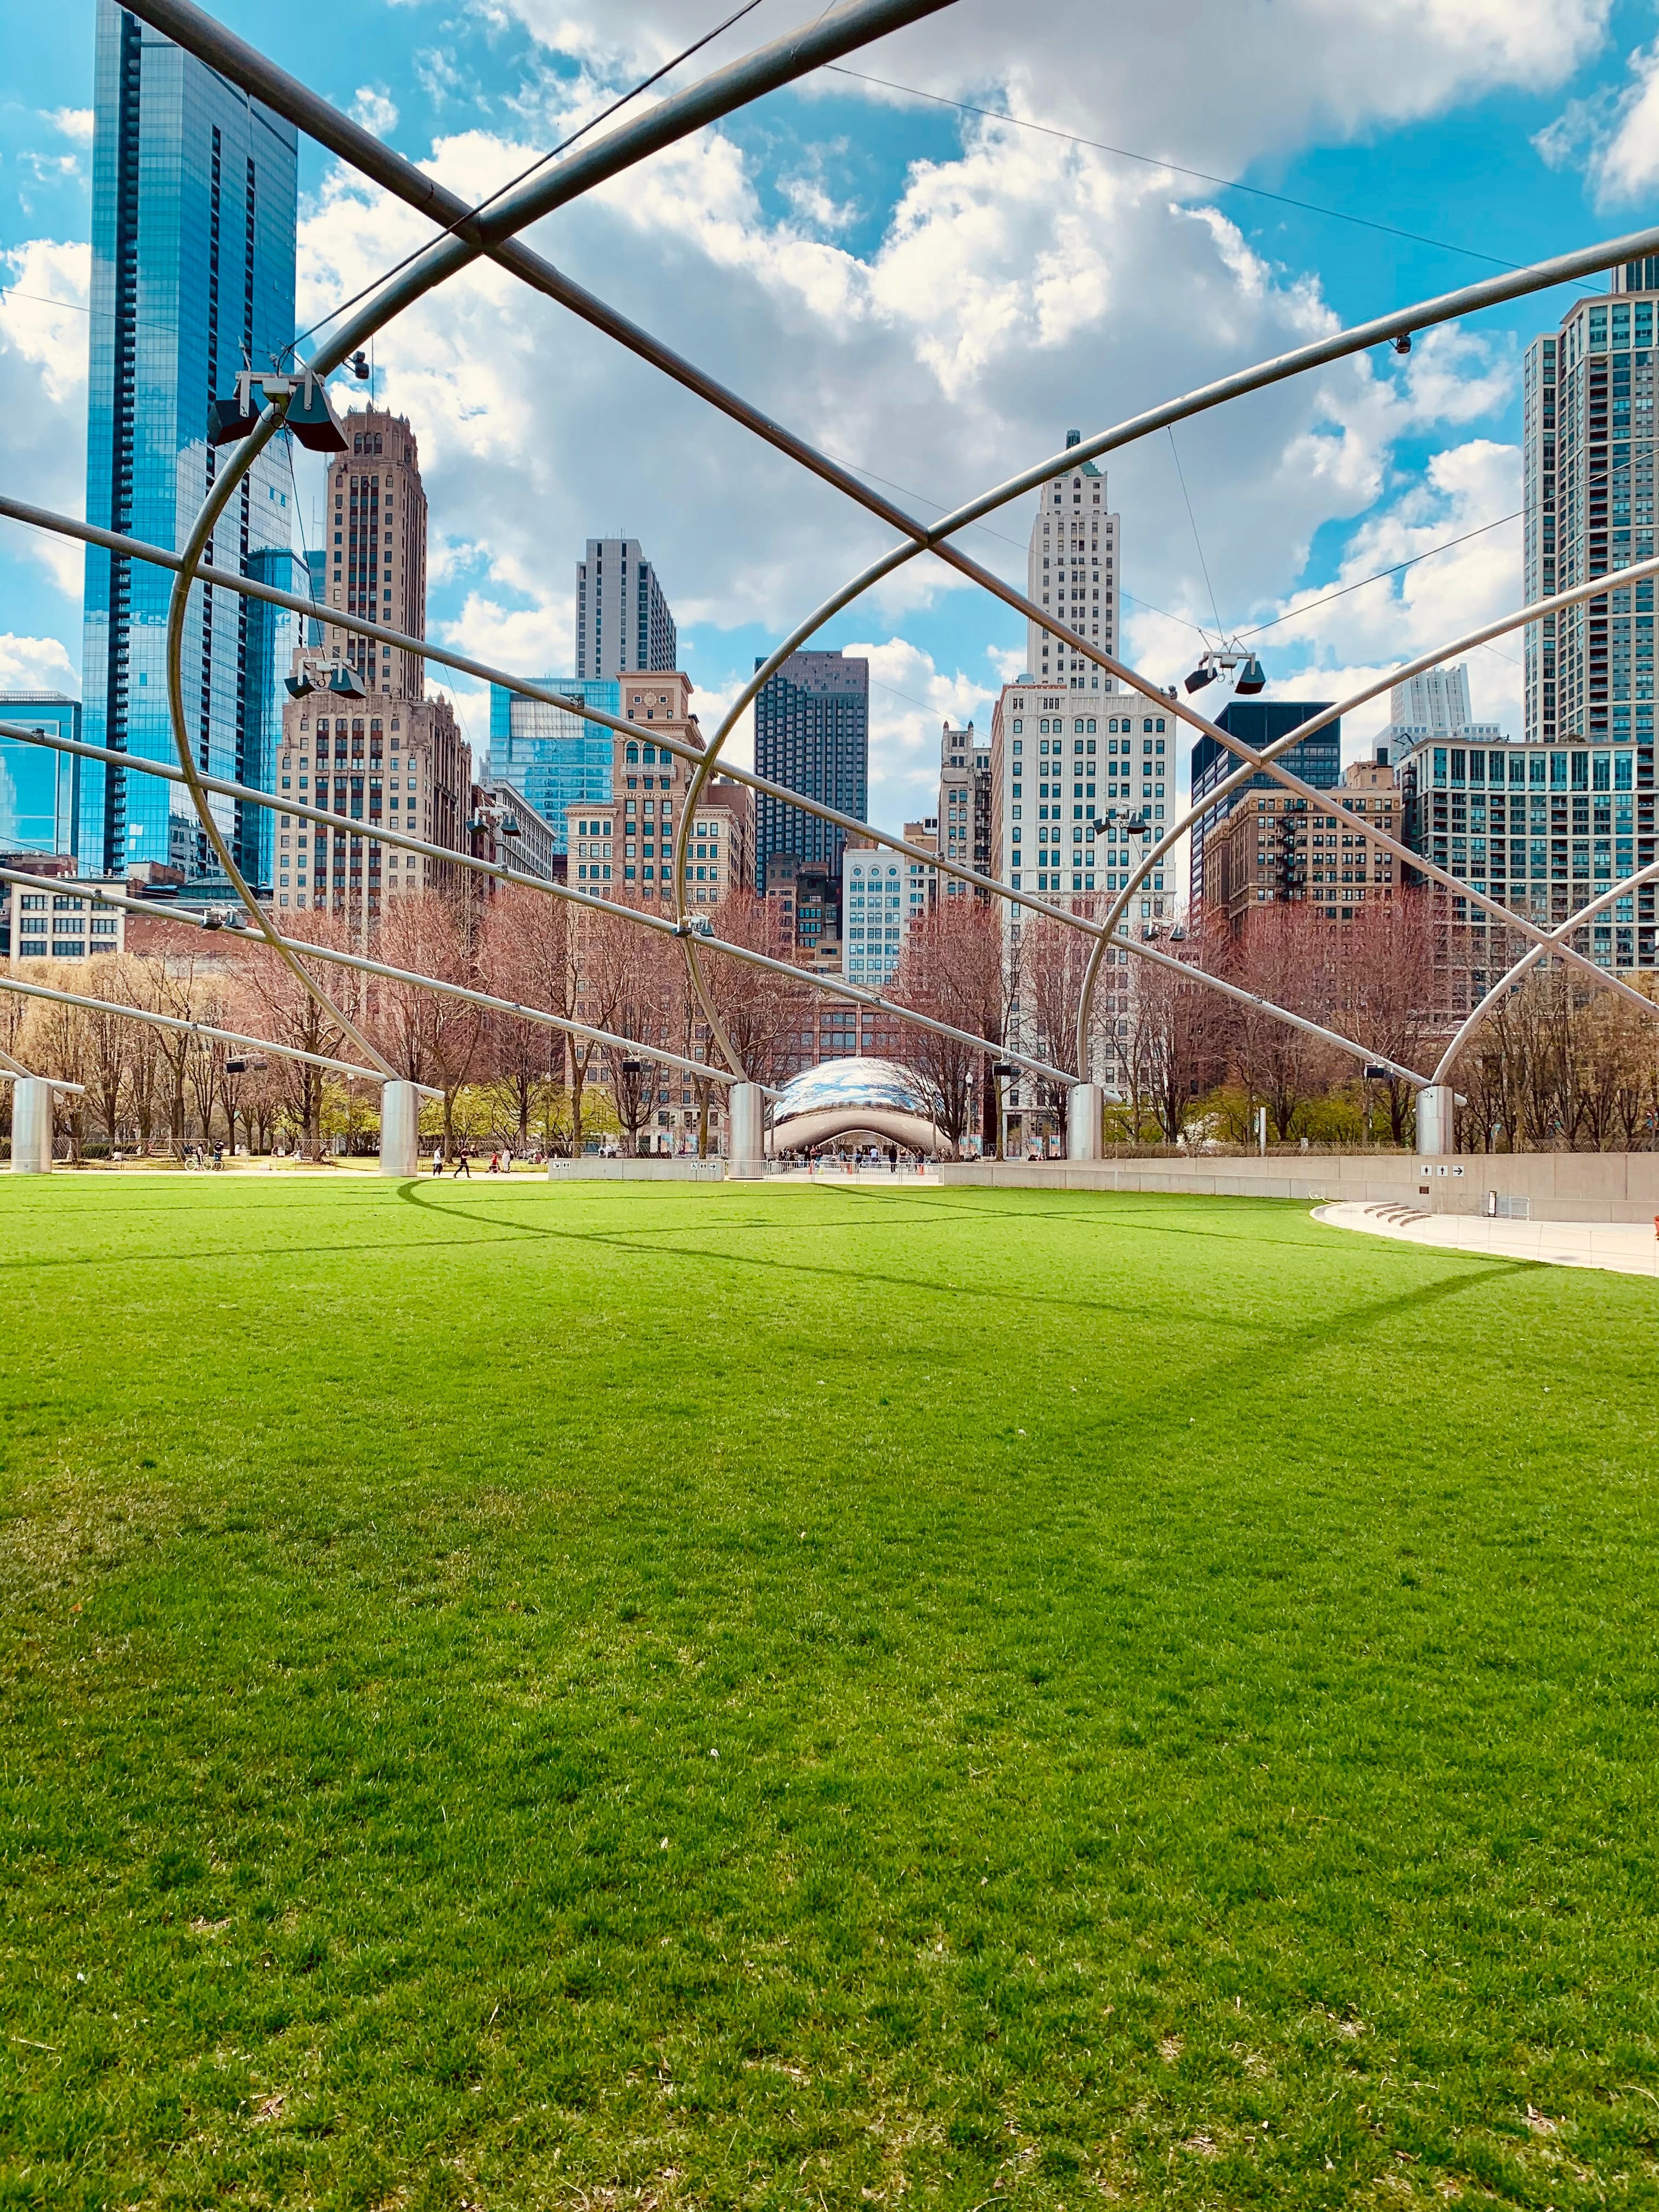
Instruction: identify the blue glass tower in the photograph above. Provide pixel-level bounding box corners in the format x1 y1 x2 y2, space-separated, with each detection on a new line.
487 678 618 854
81 1 299 885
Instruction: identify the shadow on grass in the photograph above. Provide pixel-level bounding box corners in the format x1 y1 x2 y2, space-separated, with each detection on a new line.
392 1177 1538 1351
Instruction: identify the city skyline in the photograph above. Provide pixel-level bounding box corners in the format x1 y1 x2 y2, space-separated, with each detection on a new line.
15 0 1659 843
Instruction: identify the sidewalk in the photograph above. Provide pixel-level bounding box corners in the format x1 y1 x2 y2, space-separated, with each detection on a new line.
1313 1200 1659 1279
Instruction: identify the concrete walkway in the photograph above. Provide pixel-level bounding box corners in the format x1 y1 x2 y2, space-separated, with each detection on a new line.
1313 1200 1659 1279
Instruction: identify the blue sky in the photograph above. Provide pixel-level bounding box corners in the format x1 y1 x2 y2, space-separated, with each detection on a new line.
3 0 1659 825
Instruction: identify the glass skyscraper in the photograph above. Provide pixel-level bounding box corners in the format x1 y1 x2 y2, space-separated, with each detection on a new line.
487 679 619 855
81 0 300 885
753 648 869 890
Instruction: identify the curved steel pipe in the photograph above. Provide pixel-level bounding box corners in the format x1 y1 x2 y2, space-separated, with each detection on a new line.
18 486 1640 1064
678 217 1659 942
161 403 397 1074
108 0 1659 1104
1429 861 1659 1088
264 0 959 402
29 128 1659 1113
0 867 746 1092
0 490 1627 1105
0 718 1084 1090
137 0 957 1084
1071 551 1659 1070
0 721 690 939
0 973 399 1088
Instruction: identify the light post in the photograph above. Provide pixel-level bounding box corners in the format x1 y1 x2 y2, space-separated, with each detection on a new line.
621 1056 645 1154
992 1060 1015 1161
1362 1061 1388 1149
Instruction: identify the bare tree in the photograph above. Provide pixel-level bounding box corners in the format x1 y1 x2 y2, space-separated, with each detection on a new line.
586 899 684 1154
476 884 582 1152
78 953 134 1151
1015 904 1094 1143
226 913 362 1158
1124 919 1230 1143
698 890 797 1082
1329 890 1445 1144
1451 964 1659 1153
1224 904 1341 1141
891 896 1008 1150
370 891 485 1155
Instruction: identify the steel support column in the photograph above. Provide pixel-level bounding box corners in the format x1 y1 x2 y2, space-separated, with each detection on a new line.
12 1077 54 1174
727 1085 766 1181
379 1081 422 1177
1415 1086 1457 1158
1066 1083 1105 1163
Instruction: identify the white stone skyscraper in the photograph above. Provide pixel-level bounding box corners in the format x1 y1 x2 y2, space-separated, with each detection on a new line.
1376 662 1502 771
1026 431 1120 687
575 538 677 680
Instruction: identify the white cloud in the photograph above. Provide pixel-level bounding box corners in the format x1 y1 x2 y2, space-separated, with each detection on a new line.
349 86 400 137
44 108 93 146
437 589 569 677
0 240 90 596
0 631 77 690
839 637 994 823
297 115 1481 673
414 47 477 112
1161 437 1527 752
1536 34 1659 202
22 153 82 186
484 0 1611 175
780 173 858 235
283 0 1579 832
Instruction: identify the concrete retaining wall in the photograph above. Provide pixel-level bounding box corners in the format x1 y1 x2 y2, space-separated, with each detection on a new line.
936 1151 1659 1223
546 1158 725 1182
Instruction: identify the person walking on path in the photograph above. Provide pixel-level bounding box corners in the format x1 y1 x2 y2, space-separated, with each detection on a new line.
431 1147 443 1177
453 1151 471 1179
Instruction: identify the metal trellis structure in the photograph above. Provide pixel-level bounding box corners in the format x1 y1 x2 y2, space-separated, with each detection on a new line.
4 0 1659 1169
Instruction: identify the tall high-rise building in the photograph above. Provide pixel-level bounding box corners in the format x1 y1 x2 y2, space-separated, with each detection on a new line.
575 538 676 680
1211 753 1397 930
1027 431 1120 686
315 409 430 699
840 821 938 991
1377 662 1502 771
272 681 470 920
81 0 301 884
1523 268 1659 758
752 649 868 889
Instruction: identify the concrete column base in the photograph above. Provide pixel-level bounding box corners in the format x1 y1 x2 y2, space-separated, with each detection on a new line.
1415 1084 1456 1157
1066 1082 1105 1161
727 1083 766 1181
379 1080 421 1176
11 1077 53 1174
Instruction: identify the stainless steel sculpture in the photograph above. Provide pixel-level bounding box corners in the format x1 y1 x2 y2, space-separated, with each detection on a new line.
769 1059 951 1158
3 0 1657 1171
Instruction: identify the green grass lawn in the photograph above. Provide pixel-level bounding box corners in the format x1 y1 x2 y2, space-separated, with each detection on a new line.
3 1178 1657 2211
